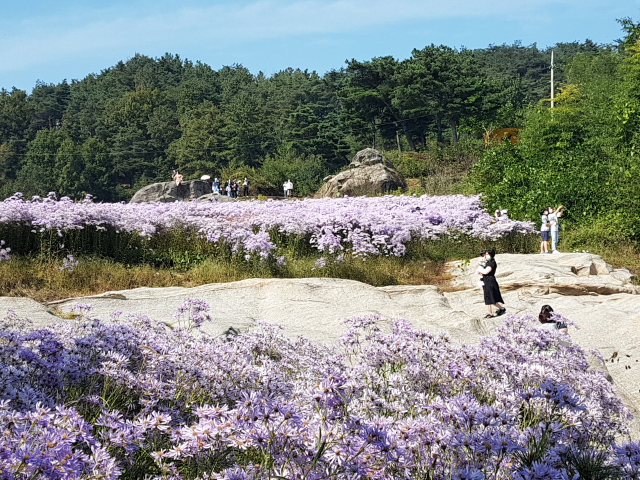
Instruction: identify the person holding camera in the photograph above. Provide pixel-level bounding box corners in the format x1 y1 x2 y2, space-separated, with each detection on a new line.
548 205 565 253
477 248 506 318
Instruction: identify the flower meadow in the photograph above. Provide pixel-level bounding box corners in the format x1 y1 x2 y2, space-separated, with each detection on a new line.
1 303 639 480
0 193 536 265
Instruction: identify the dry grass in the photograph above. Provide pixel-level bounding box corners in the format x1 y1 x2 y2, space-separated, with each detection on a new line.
0 255 456 303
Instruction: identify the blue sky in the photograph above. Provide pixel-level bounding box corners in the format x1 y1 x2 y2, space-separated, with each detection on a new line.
1 0 639 92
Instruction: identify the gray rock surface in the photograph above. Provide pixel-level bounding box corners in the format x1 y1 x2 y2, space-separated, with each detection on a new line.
196 193 236 202
129 180 212 203
448 252 638 295
316 149 406 197
0 297 61 327
2 252 639 439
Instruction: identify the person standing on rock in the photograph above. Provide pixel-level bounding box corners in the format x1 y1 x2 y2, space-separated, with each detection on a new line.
540 208 551 254
477 248 506 318
213 178 220 195
548 205 565 253
172 170 183 186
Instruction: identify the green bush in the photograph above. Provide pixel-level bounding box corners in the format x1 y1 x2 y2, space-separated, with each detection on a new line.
469 49 640 241
258 144 328 196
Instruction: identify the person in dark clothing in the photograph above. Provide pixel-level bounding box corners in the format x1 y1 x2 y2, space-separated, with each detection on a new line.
242 178 249 197
477 248 506 318
538 305 568 333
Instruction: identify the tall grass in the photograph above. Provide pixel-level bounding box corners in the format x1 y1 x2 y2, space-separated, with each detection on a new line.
0 231 538 302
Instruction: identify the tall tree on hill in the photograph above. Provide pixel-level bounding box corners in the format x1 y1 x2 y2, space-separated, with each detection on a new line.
341 56 417 151
0 88 34 179
56 137 114 200
168 101 227 176
395 45 484 145
100 88 179 187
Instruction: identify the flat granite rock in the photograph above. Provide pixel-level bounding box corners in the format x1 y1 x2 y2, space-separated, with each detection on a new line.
448 252 638 295
48 279 480 343
2 252 639 439
0 297 60 327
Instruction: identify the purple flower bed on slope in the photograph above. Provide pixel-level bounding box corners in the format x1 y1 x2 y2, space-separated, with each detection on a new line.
0 193 536 258
0 303 638 479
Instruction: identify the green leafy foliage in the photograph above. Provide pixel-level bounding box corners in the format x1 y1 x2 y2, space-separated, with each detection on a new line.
0 40 610 201
470 37 640 240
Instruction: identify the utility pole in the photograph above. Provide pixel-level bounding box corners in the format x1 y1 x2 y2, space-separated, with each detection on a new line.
550 50 555 109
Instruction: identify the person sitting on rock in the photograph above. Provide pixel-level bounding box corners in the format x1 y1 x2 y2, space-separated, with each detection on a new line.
538 305 568 334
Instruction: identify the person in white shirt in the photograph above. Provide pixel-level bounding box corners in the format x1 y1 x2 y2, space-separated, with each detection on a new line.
548 205 565 253
286 179 293 198
540 208 550 254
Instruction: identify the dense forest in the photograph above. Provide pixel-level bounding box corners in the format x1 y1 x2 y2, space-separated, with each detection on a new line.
0 38 604 200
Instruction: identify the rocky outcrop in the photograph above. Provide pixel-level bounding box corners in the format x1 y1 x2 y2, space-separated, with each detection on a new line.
196 193 236 203
316 148 406 197
129 180 212 203
3 252 640 439
447 252 638 296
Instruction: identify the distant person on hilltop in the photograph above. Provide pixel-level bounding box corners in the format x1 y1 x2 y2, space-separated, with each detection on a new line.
494 209 508 221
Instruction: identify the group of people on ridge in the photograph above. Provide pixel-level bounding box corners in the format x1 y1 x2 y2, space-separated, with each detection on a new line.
171 171 295 199
211 178 250 198
283 179 294 198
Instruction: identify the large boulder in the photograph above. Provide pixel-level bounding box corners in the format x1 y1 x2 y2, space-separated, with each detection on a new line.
129 180 212 203
316 148 406 197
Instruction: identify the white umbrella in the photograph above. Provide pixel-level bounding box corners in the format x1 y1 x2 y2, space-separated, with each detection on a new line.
200 175 211 180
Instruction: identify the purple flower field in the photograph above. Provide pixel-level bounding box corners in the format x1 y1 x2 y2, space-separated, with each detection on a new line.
0 303 638 479
0 193 536 259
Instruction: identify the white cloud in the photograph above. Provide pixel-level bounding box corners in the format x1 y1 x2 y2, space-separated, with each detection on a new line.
0 0 622 73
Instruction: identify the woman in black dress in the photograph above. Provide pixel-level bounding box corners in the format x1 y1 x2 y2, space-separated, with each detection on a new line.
478 248 506 318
